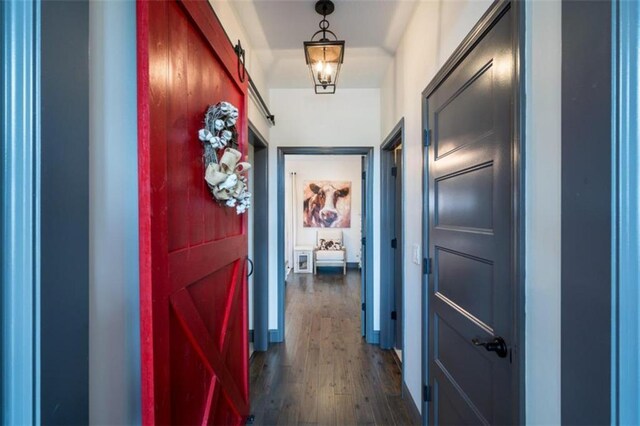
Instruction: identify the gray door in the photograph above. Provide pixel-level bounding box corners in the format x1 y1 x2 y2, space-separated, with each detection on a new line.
393 146 403 351
425 6 517 425
361 155 367 336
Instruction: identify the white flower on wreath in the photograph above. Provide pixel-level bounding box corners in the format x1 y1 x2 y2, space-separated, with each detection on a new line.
198 128 213 142
210 136 226 149
219 102 232 114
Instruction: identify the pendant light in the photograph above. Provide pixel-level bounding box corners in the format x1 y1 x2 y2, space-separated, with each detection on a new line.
303 0 345 94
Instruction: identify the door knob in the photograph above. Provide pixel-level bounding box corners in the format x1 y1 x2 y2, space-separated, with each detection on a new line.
472 336 508 358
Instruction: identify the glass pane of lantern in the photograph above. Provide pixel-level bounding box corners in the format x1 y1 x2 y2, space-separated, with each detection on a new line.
304 40 344 93
306 44 343 64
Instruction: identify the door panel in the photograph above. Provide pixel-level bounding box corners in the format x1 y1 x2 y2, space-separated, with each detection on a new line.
361 155 367 336
137 1 249 424
393 146 403 350
427 6 515 425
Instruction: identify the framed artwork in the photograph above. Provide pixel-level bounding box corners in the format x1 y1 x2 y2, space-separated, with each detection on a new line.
302 180 351 228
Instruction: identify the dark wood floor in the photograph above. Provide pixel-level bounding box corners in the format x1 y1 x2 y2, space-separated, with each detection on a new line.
249 270 419 425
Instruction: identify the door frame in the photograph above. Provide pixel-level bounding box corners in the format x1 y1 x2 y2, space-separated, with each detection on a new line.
380 118 405 354
248 121 269 352
613 0 640 422
276 146 375 344
1 1 41 423
420 0 525 422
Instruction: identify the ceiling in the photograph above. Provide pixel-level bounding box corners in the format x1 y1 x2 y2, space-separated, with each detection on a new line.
228 0 419 89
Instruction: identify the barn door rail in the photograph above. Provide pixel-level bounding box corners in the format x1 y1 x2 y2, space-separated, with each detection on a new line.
233 40 276 126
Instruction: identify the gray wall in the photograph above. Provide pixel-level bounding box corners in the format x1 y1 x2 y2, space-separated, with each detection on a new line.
561 1 612 424
41 1 89 423
89 1 141 425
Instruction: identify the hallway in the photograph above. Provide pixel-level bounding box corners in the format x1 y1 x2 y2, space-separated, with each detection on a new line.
249 271 418 425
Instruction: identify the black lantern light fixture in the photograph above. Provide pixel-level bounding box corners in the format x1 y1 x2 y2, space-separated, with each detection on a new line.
303 0 345 94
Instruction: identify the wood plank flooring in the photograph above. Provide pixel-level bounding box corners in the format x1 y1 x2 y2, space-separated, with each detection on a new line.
249 270 419 425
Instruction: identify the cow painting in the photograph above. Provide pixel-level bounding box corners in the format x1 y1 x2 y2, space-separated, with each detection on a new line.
303 180 351 228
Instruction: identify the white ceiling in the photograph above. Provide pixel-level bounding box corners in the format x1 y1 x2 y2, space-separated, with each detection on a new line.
229 0 419 89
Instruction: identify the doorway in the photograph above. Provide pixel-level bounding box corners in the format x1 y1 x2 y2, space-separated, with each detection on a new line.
276 147 375 344
421 1 524 424
380 119 404 365
248 122 269 353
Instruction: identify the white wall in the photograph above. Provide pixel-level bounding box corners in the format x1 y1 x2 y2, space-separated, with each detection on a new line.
379 0 493 412
268 88 381 330
89 1 141 424
525 0 562 423
285 155 362 263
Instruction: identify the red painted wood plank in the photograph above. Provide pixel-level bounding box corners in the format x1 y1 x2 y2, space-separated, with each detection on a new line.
168 234 246 292
170 289 249 415
167 3 190 252
186 22 205 245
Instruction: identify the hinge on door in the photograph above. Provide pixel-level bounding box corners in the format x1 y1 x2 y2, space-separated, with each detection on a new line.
361 237 366 246
391 166 398 177
423 385 431 402
423 257 432 275
424 129 431 147
362 170 366 180
391 310 397 320
391 238 398 249
362 303 366 312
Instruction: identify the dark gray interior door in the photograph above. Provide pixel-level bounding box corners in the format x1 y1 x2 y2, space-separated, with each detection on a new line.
249 126 269 351
426 6 517 425
393 146 403 351
361 155 367 336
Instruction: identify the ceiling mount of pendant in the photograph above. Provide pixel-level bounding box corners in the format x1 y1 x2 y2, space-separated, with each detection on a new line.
315 0 335 16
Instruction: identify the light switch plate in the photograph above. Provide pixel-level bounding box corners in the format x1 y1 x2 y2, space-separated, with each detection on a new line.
412 244 421 265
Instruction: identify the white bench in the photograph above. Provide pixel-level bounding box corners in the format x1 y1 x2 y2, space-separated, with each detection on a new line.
314 230 346 275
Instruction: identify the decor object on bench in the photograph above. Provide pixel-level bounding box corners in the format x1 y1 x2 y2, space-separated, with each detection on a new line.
294 245 314 273
198 101 252 214
314 229 346 275
303 180 351 228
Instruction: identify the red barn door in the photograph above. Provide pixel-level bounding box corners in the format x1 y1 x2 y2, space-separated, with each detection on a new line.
137 1 249 424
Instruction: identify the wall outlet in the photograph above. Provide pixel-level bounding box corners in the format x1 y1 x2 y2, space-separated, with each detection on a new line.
412 244 421 265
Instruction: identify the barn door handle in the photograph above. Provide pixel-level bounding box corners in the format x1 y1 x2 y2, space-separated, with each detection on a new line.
472 336 508 358
246 257 254 278
234 40 247 83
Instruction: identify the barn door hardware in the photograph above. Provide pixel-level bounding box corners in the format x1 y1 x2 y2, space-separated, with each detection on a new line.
236 41 276 125
246 257 254 278
234 40 247 83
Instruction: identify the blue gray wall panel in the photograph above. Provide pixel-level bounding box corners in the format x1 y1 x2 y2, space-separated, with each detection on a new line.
41 1 89 423
561 1 612 424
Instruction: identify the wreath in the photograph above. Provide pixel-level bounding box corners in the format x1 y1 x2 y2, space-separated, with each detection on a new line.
198 101 251 214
